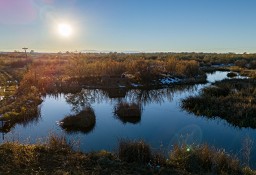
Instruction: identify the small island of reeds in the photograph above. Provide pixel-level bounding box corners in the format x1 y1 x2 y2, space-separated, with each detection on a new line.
59 107 96 133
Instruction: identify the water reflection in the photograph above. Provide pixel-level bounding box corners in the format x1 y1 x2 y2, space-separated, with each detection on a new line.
64 89 106 112
64 85 197 111
62 85 196 126
114 102 142 124
105 88 127 99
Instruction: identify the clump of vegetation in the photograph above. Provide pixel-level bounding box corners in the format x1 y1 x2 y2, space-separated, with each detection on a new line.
114 102 142 124
60 107 96 133
182 79 256 128
202 86 230 97
118 139 152 164
0 135 82 174
118 139 167 167
227 72 238 77
169 144 246 175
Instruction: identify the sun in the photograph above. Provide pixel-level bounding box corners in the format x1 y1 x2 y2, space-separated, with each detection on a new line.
58 23 72 37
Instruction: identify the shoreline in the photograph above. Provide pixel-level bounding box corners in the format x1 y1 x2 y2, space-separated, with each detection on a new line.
0 135 254 175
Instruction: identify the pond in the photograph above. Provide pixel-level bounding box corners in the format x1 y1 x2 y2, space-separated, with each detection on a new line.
1 71 255 167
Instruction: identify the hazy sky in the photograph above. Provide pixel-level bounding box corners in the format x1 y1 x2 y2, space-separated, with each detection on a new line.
1 0 256 53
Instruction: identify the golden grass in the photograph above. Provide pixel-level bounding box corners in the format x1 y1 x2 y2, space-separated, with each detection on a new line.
0 135 255 174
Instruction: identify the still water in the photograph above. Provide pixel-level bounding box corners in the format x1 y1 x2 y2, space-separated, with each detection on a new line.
1 71 255 166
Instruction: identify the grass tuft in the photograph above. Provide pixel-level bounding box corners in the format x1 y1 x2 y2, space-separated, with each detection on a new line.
118 139 151 164
60 107 96 133
169 144 243 175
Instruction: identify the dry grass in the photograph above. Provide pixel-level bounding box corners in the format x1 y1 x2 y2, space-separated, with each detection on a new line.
0 136 255 174
118 139 151 164
169 144 243 175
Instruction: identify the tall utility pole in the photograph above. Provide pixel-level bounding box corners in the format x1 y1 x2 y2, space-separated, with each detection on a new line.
22 47 28 59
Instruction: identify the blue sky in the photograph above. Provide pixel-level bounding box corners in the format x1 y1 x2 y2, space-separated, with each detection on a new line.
0 0 256 53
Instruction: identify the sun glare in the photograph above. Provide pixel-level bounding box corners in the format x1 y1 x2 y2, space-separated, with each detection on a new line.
58 23 72 37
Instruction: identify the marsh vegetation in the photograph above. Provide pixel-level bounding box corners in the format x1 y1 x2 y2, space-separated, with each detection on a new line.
182 79 256 128
0 135 254 175
60 106 96 133
0 52 256 173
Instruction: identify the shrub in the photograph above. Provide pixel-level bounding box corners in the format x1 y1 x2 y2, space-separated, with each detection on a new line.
169 144 242 175
118 139 151 164
235 60 247 68
227 72 238 78
60 107 96 133
47 134 72 151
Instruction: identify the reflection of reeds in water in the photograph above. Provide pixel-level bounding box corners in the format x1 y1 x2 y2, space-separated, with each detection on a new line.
114 102 142 124
59 107 96 133
105 88 127 98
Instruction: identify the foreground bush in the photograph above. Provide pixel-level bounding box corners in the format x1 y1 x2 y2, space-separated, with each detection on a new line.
169 144 244 175
118 139 151 164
